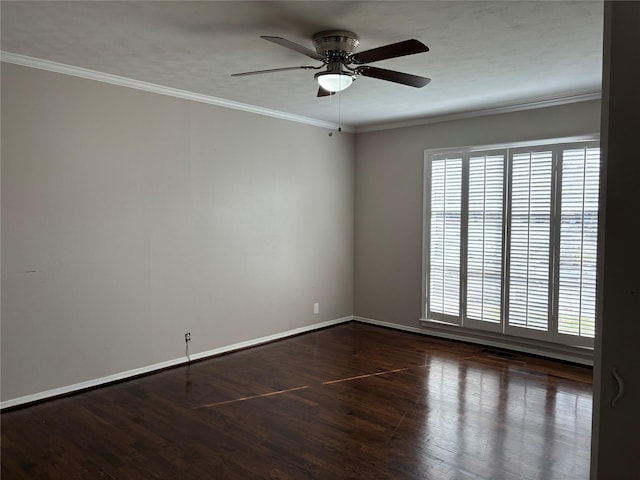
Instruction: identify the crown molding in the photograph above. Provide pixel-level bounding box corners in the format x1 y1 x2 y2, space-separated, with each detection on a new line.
356 90 602 133
1 51 599 135
1 51 355 133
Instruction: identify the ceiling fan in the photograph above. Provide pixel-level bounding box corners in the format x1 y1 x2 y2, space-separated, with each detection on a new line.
231 30 431 97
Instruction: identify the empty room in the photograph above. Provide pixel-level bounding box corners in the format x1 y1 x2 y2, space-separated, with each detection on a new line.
1 1 638 479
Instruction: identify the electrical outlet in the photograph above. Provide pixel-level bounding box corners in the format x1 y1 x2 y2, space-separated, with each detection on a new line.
185 332 191 343
313 303 319 315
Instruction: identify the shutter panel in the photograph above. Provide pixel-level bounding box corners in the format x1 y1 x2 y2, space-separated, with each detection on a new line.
508 150 553 332
466 153 505 324
557 147 600 338
425 141 599 348
428 156 462 317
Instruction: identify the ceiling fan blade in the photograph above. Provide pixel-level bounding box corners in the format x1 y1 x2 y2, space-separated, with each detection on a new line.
351 39 429 64
261 36 325 61
356 66 431 88
317 87 335 97
231 66 317 77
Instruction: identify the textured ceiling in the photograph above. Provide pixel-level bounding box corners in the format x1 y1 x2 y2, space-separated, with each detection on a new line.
1 1 603 130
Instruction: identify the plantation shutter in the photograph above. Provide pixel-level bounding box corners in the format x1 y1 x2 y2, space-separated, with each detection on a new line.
507 150 554 334
466 152 505 328
428 155 462 320
424 141 598 348
556 146 600 339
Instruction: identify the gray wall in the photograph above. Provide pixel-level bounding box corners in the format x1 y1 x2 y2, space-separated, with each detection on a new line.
0 61 604 405
354 100 602 328
1 63 355 402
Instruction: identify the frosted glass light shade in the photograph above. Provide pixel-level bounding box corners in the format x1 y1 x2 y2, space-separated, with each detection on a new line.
315 72 355 92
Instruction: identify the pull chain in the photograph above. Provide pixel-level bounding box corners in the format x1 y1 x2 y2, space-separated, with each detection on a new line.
338 90 342 132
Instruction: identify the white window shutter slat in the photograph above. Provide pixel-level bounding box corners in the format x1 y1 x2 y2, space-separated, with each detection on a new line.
466 154 505 324
428 157 462 317
508 151 553 332
557 147 600 338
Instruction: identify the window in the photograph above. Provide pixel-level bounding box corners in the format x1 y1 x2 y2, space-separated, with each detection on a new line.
428 154 462 319
423 141 600 347
466 151 505 332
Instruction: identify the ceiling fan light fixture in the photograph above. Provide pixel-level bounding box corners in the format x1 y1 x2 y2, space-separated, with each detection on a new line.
314 71 355 92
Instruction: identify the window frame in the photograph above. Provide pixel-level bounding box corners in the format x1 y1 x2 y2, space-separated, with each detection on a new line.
423 151 464 327
553 143 601 348
504 145 557 343
462 149 508 334
422 139 600 348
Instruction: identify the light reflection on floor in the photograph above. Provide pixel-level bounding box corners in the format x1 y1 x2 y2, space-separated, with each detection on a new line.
415 357 591 479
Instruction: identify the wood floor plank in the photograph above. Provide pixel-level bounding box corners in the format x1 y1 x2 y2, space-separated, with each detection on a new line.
1 322 593 479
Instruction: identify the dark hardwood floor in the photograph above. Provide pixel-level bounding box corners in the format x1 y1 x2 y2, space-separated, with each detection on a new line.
1 322 593 479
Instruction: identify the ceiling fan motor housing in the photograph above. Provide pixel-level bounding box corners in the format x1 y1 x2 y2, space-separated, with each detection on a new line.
313 30 360 60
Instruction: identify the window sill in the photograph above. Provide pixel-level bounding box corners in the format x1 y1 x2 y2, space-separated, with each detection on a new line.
419 318 594 366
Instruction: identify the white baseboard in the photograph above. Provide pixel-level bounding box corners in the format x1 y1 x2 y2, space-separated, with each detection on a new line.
1 316 353 410
353 316 428 335
353 316 593 366
2 314 590 409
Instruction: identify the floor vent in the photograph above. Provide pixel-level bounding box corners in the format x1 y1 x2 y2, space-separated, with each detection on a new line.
481 348 517 359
